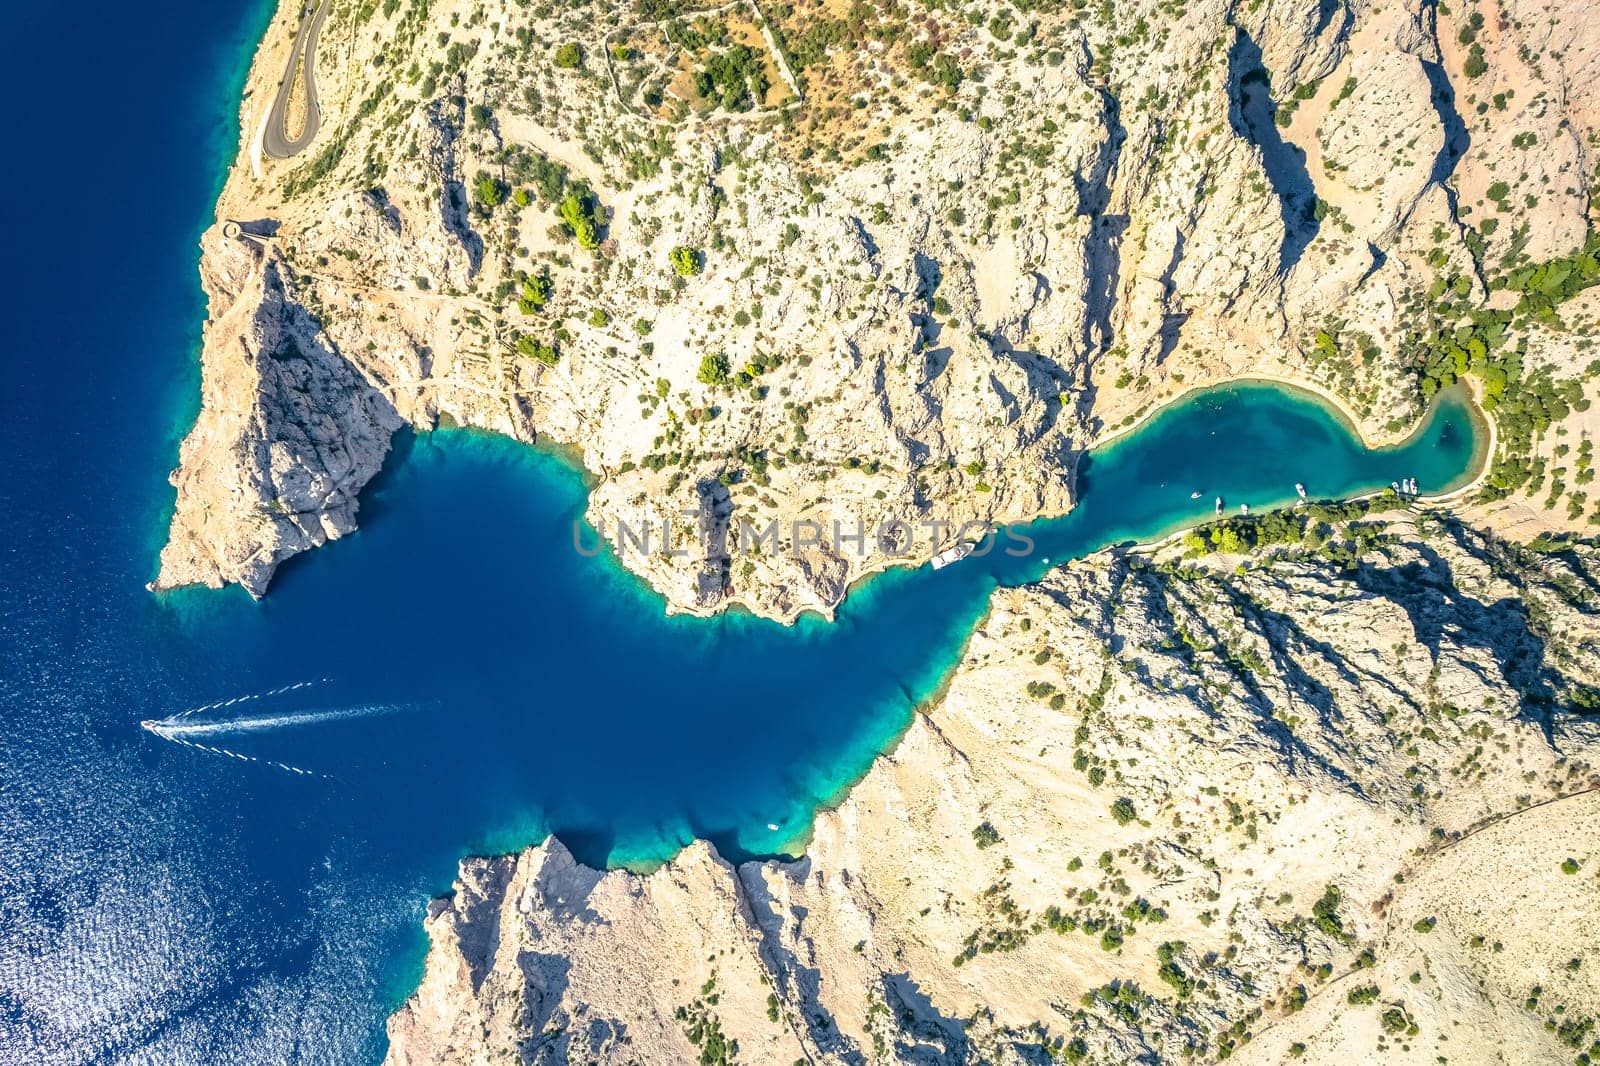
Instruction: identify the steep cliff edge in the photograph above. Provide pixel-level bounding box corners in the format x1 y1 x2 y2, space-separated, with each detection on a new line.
157 0 1600 616
386 514 1600 1064
153 227 402 595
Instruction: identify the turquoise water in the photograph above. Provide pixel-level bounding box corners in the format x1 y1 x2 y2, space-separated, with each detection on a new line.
0 0 1484 1058
146 380 1480 872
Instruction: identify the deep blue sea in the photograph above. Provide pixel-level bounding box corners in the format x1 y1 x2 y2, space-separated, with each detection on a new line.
0 2 1483 1061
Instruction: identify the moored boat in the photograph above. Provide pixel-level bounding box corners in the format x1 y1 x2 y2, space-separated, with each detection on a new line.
931 542 974 570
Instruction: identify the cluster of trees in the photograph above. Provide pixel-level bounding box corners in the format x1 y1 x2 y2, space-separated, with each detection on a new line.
515 333 559 366
497 147 609 251
506 148 571 205
1496 232 1600 322
1409 302 1511 403
906 40 964 90
1181 497 1406 557
691 44 769 110
1394 230 1598 507
1481 368 1590 497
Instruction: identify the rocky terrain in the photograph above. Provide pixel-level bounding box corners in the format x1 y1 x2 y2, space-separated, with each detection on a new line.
155 0 1600 618
387 511 1600 1065
155 0 1600 1060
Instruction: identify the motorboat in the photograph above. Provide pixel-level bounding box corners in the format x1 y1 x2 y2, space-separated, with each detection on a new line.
931 542 973 570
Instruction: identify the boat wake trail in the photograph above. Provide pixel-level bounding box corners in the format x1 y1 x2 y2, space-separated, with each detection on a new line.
149 731 332 778
168 678 333 721
141 697 427 779
145 702 420 737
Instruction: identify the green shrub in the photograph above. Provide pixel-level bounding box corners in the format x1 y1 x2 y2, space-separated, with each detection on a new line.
697 353 731 386
670 245 703 276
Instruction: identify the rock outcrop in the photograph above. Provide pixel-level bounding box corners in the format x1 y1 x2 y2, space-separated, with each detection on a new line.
153 228 401 596
386 515 1600 1064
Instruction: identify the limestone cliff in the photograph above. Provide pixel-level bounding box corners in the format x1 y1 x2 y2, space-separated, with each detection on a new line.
153 226 402 595
386 514 1600 1064
158 0 1600 615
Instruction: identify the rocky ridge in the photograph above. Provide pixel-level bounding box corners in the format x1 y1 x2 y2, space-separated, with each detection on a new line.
386 513 1600 1064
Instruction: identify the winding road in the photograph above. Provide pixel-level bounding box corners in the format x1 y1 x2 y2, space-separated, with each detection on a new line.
263 0 330 159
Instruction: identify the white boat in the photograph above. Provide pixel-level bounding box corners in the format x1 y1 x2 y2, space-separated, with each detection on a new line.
1190 491 1203 499
1295 483 1306 498
1391 481 1400 493
767 823 780 831
1240 503 1250 515
1215 497 1224 514
931 542 973 570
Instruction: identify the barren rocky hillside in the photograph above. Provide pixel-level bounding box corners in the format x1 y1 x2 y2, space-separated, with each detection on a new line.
156 0 1600 619
386 513 1600 1064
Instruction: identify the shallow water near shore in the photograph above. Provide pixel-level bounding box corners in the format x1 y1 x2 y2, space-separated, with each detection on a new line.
0 1 1484 1061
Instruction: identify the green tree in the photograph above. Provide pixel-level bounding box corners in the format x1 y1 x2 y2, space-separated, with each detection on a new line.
518 272 553 314
554 42 582 68
697 353 730 385
560 192 601 249
473 173 506 211
1210 527 1246 554
670 245 703 276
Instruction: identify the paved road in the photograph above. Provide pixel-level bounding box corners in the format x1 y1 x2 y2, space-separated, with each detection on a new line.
263 0 330 159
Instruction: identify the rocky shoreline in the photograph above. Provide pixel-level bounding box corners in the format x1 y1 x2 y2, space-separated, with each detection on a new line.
387 515 1600 1064
153 0 1600 1058
156 0 1599 619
